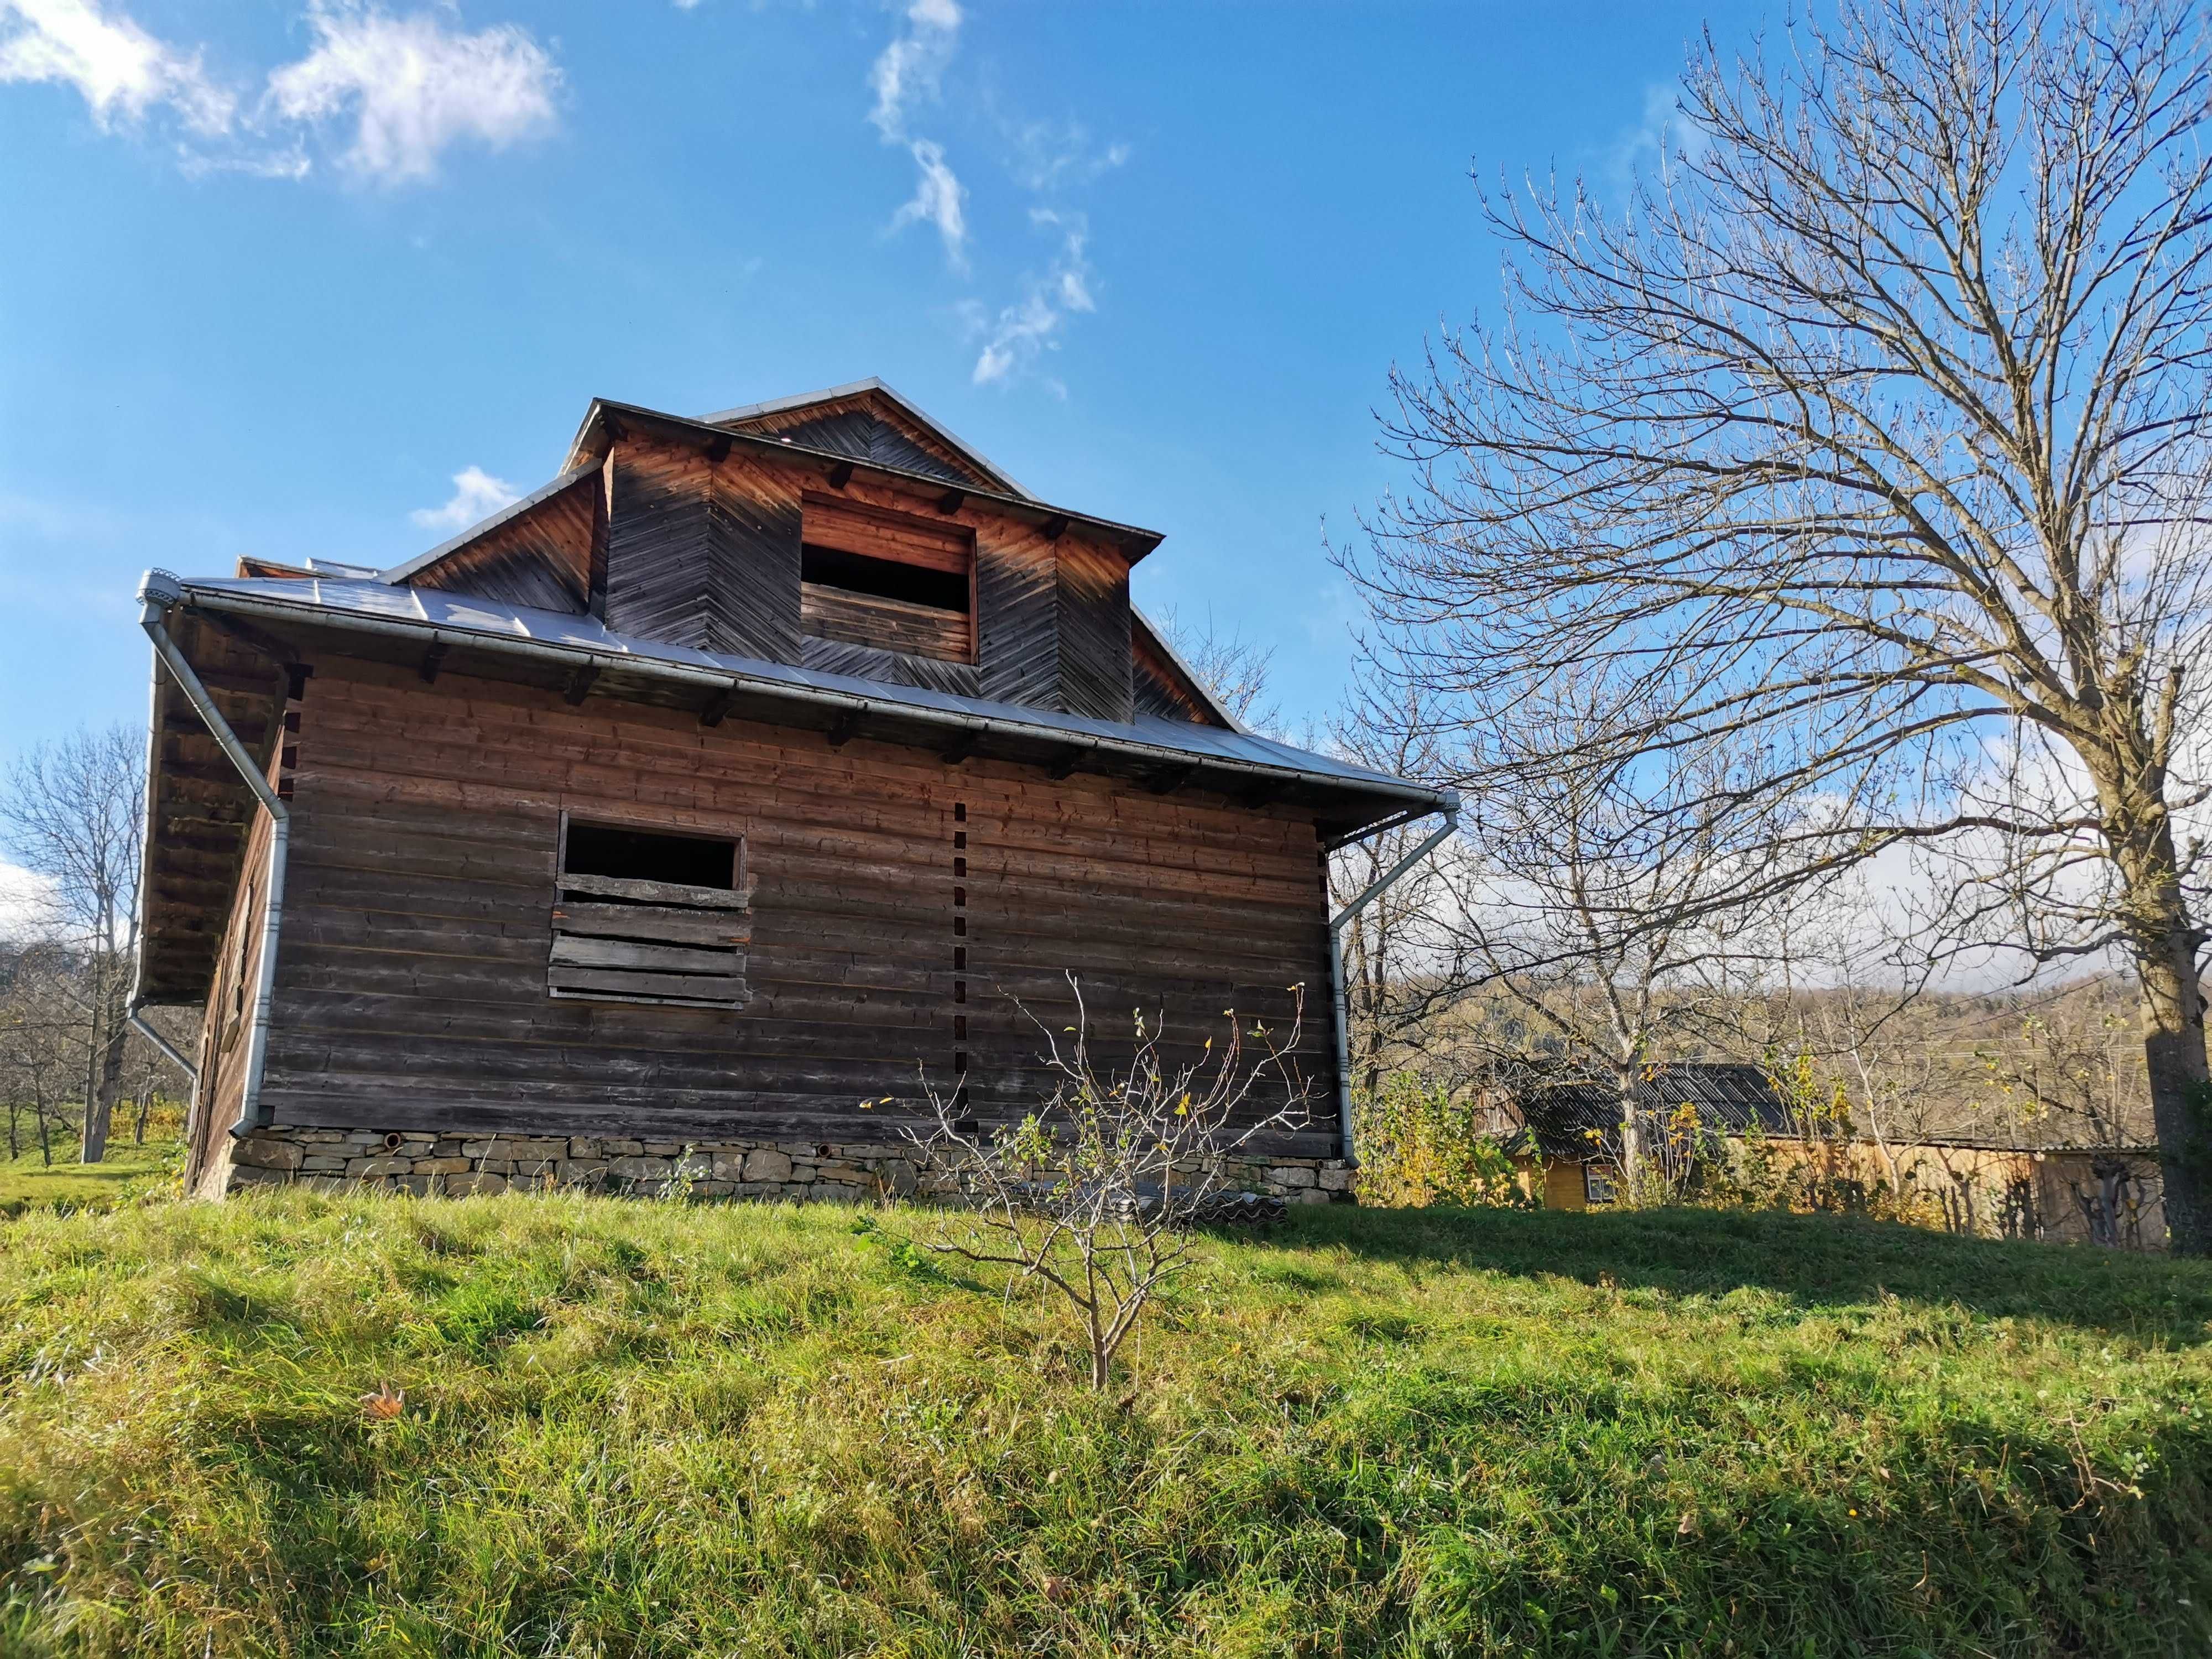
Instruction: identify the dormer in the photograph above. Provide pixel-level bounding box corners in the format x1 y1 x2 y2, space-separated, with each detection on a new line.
378 382 1213 728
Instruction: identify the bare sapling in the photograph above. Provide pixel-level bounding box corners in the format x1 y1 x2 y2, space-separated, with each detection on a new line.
899 976 1313 1390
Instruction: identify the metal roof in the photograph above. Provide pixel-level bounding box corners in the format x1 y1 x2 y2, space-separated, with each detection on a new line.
147 572 1451 831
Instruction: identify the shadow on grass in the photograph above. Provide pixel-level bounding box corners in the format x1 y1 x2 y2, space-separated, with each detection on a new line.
1269 1202 2212 1344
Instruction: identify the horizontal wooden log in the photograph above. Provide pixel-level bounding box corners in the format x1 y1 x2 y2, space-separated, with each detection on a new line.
557 872 753 909
552 903 753 946
547 966 749 1005
549 935 744 974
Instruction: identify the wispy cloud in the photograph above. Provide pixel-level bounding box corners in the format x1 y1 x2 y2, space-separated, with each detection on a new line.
1605 82 1707 191
410 465 519 531
869 0 966 267
265 3 559 185
0 0 232 134
0 1 559 185
1005 118 1128 194
968 208 1094 388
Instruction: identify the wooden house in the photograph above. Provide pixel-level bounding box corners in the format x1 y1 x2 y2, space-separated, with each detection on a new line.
1502 1063 1795 1208
131 382 1449 1202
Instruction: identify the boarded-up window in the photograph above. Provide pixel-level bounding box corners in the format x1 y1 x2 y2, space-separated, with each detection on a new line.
548 817 752 1008
800 493 975 664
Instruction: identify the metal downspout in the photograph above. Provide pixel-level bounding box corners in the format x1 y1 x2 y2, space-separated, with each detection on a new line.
1328 792 1461 1165
139 574 289 1140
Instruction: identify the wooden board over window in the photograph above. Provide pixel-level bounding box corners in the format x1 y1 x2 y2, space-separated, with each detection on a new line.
800 493 976 665
549 815 752 1009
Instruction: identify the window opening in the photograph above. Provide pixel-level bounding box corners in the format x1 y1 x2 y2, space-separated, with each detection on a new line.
548 815 752 1009
801 545 967 612
563 822 738 890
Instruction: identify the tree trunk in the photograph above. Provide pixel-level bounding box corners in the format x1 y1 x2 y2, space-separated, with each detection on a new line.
2132 926 2209 1255
79 993 128 1165
1615 1071 1642 1198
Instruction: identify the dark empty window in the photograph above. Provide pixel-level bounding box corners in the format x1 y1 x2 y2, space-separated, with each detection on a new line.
562 822 737 890
802 544 968 612
550 816 751 1009
799 493 975 665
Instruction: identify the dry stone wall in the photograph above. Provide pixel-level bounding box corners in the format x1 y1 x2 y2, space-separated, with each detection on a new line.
211 1125 1354 1206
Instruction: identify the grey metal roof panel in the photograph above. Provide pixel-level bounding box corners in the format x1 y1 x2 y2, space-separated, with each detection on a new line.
152 574 1447 813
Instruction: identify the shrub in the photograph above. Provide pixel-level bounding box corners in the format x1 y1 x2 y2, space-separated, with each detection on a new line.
1353 1071 1532 1209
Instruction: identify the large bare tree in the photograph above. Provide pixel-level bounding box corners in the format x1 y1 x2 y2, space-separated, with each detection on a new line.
1 726 147 1162
1342 0 2212 1251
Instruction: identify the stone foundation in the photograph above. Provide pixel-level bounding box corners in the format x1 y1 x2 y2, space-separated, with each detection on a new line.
212 1125 1354 1206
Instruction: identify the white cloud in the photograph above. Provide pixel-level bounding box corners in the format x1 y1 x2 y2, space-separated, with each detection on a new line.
969 209 1093 387
1606 81 1708 191
265 4 559 185
0 859 56 943
410 465 519 531
0 0 232 134
869 0 966 267
888 135 965 263
1006 118 1128 193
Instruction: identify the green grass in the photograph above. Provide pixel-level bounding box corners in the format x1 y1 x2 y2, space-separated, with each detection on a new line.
0 1134 181 1217
1 1194 2208 1657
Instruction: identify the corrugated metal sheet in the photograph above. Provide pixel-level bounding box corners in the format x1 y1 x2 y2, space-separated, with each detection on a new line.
161 574 1448 812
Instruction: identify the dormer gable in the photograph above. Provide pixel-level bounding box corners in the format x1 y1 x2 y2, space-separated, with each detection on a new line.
380 389 1196 726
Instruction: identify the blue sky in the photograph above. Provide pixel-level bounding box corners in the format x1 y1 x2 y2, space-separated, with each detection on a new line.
0 0 1764 771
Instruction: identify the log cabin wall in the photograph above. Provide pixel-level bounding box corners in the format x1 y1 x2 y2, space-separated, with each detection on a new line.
246 652 1340 1160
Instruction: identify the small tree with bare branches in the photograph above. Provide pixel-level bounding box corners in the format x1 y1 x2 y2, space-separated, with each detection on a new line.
899 978 1312 1391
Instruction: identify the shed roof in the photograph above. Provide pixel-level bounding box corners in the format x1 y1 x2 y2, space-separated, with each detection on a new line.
1514 1063 1794 1161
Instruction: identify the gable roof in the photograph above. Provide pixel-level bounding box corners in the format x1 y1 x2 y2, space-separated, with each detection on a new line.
700 379 1031 499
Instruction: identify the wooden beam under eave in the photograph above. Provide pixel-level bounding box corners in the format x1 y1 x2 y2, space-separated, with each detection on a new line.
1045 747 1084 780
564 664 601 706
940 732 979 766
1039 514 1070 542
935 488 967 516
698 687 733 728
1145 764 1197 796
826 710 863 749
825 460 855 489
705 436 732 464
419 640 449 684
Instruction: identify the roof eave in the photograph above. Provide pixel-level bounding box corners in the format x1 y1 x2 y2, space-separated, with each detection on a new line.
155 577 1444 828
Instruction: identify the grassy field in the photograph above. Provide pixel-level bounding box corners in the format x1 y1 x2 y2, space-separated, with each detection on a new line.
0 1192 2206 1657
0 1134 180 1217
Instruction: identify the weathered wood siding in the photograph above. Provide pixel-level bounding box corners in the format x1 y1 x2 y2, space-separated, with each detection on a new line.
1056 536 1135 722
189 781 276 1193
408 470 600 614
602 437 804 663
251 654 1338 1156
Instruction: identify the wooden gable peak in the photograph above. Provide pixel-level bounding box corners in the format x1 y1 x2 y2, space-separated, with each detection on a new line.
698 380 1031 502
